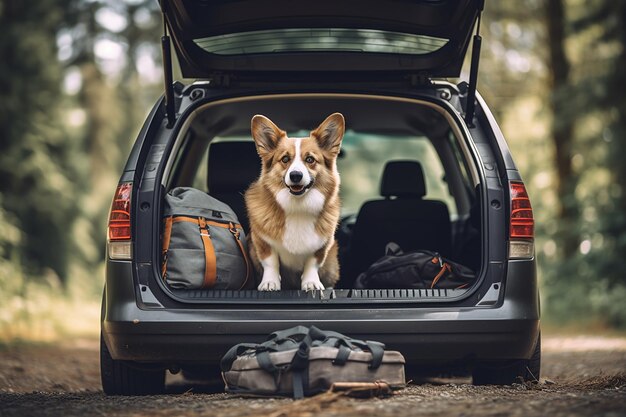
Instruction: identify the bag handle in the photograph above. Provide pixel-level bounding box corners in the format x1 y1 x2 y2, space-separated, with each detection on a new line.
289 326 386 398
266 326 311 342
306 326 386 369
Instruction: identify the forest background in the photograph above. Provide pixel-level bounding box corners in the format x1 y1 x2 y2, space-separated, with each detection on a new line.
1 0 625 341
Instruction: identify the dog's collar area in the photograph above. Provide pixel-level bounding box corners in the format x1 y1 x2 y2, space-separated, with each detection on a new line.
288 179 314 196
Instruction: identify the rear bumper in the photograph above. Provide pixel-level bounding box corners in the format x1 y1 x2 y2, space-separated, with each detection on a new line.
102 260 539 364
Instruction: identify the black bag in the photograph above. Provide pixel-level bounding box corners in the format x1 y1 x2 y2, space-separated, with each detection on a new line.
354 243 475 290
220 326 406 399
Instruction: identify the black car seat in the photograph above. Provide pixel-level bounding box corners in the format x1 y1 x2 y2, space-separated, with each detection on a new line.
207 141 261 233
344 160 452 286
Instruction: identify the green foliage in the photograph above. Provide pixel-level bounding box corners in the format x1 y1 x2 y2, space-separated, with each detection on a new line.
0 0 81 280
540 0 626 327
482 0 626 327
0 0 161 340
1 0 626 341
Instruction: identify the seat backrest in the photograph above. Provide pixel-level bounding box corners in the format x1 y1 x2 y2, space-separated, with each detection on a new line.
207 141 260 232
344 160 452 285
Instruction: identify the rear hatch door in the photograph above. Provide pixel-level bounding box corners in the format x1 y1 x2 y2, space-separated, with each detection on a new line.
160 0 483 80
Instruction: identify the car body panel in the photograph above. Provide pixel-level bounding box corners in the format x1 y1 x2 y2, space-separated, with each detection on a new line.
102 259 538 363
103 78 539 370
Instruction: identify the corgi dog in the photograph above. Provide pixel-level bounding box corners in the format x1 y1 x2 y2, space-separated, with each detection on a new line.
245 113 344 291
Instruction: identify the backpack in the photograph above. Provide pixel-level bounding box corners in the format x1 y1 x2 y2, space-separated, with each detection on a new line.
354 243 475 290
161 187 252 290
220 325 406 398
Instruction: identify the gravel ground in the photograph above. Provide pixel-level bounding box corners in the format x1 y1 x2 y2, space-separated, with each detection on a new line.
0 335 625 417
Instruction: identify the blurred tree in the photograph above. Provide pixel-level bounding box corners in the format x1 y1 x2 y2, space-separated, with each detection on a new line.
545 0 579 260
476 1 623 326
59 0 161 266
0 0 80 282
479 0 546 119
0 0 161 284
537 0 626 326
568 0 626 325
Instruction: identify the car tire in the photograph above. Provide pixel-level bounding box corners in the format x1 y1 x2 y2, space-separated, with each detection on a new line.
472 332 541 385
100 333 166 395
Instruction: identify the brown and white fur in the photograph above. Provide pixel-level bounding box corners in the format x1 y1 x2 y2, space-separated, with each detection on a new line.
245 113 344 291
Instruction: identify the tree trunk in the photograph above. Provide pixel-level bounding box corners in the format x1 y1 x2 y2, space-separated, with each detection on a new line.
546 0 579 259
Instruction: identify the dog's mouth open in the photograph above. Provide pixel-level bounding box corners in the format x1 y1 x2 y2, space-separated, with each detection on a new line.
288 180 314 196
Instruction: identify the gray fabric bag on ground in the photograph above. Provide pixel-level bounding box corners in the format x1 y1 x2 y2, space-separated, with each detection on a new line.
221 326 406 398
162 187 252 290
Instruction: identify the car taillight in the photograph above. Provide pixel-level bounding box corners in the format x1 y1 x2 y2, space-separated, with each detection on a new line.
509 181 534 259
107 182 132 260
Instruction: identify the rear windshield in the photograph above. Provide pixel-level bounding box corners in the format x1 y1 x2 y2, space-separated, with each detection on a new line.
191 132 459 218
194 28 449 56
336 132 456 217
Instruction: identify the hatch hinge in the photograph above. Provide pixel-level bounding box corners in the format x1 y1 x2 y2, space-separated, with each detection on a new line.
464 1 484 126
161 14 176 128
409 72 433 87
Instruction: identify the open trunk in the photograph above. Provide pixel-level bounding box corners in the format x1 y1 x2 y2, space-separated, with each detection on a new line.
157 91 484 304
160 0 483 79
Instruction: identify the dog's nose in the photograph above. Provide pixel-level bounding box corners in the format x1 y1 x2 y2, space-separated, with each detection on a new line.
289 171 303 184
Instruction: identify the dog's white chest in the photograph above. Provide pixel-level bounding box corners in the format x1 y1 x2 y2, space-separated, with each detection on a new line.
271 188 328 269
282 214 326 255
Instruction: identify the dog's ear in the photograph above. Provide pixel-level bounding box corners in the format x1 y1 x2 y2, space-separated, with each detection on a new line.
251 115 285 157
312 113 345 157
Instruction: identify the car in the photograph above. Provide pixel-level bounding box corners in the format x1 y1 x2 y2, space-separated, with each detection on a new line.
101 0 540 395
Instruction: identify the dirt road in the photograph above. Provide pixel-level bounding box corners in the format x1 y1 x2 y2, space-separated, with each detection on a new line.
1 335 625 417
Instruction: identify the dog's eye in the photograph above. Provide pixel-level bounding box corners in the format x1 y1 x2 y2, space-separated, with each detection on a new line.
305 156 315 164
281 155 290 163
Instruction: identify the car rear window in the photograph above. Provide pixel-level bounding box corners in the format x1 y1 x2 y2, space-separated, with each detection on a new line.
194 28 449 56
336 132 456 217
191 132 458 218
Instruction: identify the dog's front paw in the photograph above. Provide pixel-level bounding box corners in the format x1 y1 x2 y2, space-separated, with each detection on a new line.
301 279 325 291
301 268 324 291
258 277 281 291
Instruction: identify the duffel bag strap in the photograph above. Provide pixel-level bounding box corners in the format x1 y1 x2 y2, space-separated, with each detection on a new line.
220 342 262 372
308 326 359 350
254 339 311 399
365 341 385 369
332 345 352 366
308 326 385 370
198 217 217 288
256 350 280 374
228 222 252 290
161 216 174 279
430 263 452 288
267 326 310 343
290 338 312 399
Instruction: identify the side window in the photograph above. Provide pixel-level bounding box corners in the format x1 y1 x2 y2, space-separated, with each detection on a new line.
421 147 457 218
168 131 209 191
447 131 474 192
192 151 208 191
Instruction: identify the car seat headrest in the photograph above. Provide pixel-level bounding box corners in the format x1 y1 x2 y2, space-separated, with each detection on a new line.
380 160 427 198
208 141 260 194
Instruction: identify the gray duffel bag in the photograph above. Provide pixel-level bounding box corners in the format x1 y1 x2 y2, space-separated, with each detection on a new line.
162 187 252 290
221 326 406 398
